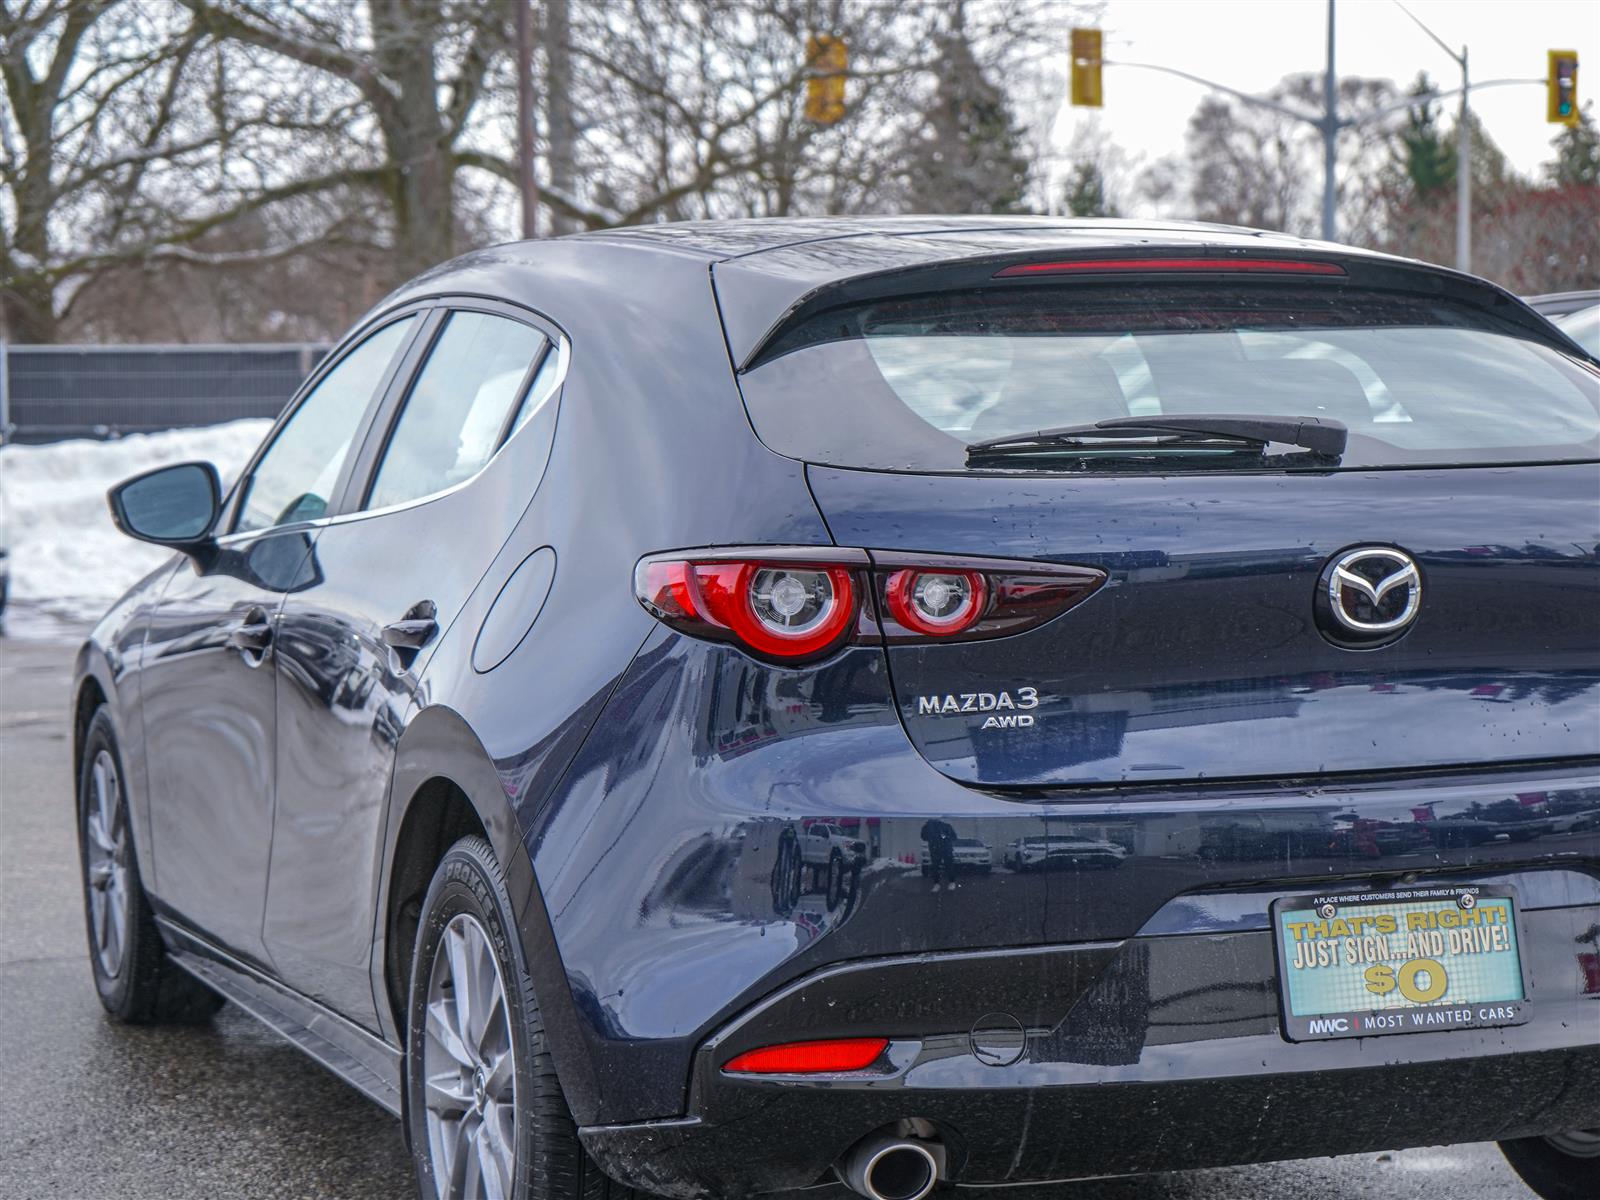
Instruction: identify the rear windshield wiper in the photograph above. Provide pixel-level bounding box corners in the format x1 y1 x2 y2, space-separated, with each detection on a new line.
966 414 1348 461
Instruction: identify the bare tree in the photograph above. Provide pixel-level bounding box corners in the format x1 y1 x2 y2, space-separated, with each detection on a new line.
2 0 218 340
1177 73 1401 239
177 0 519 281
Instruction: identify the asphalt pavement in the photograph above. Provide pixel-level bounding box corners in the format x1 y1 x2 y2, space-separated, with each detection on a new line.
0 607 1542 1199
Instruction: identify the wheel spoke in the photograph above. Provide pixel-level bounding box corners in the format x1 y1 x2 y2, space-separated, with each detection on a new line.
482 1101 516 1197
103 763 122 831
88 860 114 889
424 1071 473 1119
87 805 114 857
462 919 497 1052
474 976 506 1060
457 1118 482 1199
105 886 126 964
426 999 474 1069
444 925 475 1050
477 1115 512 1200
482 1047 514 1103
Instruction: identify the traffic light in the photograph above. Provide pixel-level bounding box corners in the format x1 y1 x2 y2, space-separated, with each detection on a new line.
805 35 847 125
1547 50 1579 125
1071 29 1103 108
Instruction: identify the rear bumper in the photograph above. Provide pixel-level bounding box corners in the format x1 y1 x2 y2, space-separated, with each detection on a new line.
583 900 1600 1196
585 1043 1600 1197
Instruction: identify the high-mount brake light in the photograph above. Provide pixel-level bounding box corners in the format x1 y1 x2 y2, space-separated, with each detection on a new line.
635 550 1107 661
992 257 1347 278
885 569 986 637
723 1037 890 1075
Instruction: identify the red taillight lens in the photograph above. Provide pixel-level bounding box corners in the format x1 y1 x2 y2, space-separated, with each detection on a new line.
723 1037 889 1075
634 555 861 663
697 562 857 659
635 549 1105 659
992 257 1346 278
884 569 986 636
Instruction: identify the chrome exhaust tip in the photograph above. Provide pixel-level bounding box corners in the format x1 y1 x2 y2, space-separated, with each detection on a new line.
838 1132 944 1200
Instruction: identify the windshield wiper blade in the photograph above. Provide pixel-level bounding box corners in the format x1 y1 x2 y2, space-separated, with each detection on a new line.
966 414 1348 459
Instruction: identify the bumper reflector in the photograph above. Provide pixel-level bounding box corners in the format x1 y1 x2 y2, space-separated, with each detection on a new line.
723 1037 889 1074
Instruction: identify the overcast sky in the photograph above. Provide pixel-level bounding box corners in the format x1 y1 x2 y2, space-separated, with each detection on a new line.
1052 0 1600 181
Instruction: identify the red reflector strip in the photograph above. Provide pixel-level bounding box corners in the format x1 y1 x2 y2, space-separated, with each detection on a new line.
723 1037 889 1075
993 257 1346 278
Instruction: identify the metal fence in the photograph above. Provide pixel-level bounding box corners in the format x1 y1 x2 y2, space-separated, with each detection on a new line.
0 342 329 443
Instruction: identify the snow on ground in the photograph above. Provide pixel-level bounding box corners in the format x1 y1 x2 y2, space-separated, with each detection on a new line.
2 420 273 622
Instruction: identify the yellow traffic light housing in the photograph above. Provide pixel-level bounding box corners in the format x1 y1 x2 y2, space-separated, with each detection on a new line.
1071 29 1103 108
805 35 847 125
1547 50 1579 125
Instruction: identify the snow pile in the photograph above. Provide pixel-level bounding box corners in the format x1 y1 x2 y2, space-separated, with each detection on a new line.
2 420 272 622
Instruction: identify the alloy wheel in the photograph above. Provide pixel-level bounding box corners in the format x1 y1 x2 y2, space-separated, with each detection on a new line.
84 749 131 978
423 913 518 1199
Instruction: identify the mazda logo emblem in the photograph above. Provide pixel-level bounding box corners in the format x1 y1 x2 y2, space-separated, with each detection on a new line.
1315 547 1422 647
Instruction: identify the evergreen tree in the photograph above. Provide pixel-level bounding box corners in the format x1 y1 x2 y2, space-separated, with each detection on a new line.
1548 103 1600 186
1398 72 1454 198
1064 161 1116 217
901 2 1031 214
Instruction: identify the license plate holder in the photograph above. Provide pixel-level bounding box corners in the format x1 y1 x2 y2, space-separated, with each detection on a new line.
1272 884 1529 1042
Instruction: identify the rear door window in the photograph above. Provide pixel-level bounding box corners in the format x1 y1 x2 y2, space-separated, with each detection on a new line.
739 284 1600 470
234 316 416 533
365 310 548 510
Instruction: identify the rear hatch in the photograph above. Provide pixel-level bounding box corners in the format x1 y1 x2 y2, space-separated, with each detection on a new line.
726 249 1600 787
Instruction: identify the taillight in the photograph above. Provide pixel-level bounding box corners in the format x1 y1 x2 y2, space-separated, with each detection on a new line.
884 569 986 637
636 548 1105 663
723 1037 889 1074
992 257 1346 278
695 562 857 658
635 554 862 663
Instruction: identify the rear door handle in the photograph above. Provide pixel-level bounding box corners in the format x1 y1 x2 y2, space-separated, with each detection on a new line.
227 607 274 658
382 600 439 651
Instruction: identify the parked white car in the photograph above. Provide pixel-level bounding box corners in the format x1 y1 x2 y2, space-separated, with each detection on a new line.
1005 835 1128 871
920 837 993 875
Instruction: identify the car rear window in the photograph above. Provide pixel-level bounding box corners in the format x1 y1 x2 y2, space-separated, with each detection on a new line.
738 284 1600 470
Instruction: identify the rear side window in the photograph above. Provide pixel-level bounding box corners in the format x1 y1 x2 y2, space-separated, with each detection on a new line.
739 284 1600 470
366 311 547 510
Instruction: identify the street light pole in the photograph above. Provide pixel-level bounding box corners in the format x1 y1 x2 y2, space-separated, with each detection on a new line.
1394 2 1471 272
1456 45 1471 272
1321 0 1338 243
515 0 538 240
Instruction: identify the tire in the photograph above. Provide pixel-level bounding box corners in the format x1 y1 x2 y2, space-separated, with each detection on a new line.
77 709 223 1024
1499 1132 1600 1200
404 835 644 1200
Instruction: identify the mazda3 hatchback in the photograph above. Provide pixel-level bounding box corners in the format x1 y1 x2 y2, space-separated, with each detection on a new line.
74 217 1600 1200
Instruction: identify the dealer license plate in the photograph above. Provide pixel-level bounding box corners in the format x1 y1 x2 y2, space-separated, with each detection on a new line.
1272 885 1528 1042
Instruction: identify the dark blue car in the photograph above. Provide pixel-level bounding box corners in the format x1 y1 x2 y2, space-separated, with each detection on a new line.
74 218 1600 1200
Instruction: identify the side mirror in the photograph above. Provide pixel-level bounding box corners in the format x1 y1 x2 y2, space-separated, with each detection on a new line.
108 461 222 551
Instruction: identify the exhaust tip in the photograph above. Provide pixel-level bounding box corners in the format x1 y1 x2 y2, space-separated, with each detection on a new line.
839 1133 942 1200
864 1143 937 1200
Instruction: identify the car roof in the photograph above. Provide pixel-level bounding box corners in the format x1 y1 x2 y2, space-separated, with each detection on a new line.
389 215 1533 370
566 215 1419 366
570 214 1351 263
